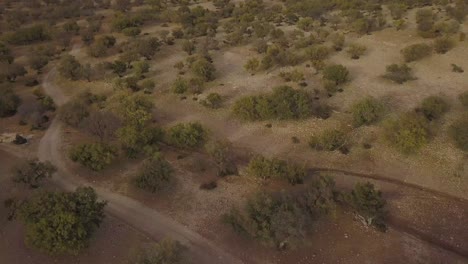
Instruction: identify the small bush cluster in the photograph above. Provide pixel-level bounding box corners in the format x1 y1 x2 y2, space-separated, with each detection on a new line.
347 182 386 231
232 86 316 121
0 88 20 117
200 93 222 109
247 155 306 185
347 43 367 59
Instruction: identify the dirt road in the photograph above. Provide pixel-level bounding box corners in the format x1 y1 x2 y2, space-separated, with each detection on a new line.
37 47 244 264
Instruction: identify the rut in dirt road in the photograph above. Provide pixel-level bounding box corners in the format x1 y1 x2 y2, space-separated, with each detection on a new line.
38 49 244 264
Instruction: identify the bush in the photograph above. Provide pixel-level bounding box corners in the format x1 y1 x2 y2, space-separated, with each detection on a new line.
58 100 89 127
434 37 455 54
279 69 304 82
166 122 207 149
134 239 185 264
232 86 314 121
172 77 188 94
69 143 117 171
420 96 449 121
12 159 56 188
122 27 141 37
351 97 384 126
247 155 305 185
347 43 367 59
244 58 260 74
205 140 238 176
458 91 468 108
58 55 83 80
382 64 415 84
190 57 216 82
0 88 20 117
309 129 347 151
449 116 468 152
347 182 386 231
134 154 173 192
224 176 336 246
401 43 432 62
5 24 50 45
323 64 349 85
18 187 105 255
200 93 222 109
384 113 430 154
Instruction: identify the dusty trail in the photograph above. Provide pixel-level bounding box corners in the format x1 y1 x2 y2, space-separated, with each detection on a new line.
37 47 244 264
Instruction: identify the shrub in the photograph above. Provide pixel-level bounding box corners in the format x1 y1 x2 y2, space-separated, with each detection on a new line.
247 155 305 185
401 43 432 62
122 27 141 37
279 69 304 82
172 77 188 94
244 58 260 74
58 55 83 80
347 182 386 231
382 64 415 84
58 100 89 127
200 93 222 109
420 96 449 121
69 143 117 171
322 65 349 85
182 40 196 55
451 64 464 73
384 113 430 154
134 239 185 264
5 24 50 45
18 187 105 255
190 57 216 82
224 192 307 246
166 122 207 149
12 159 56 188
347 43 367 59
458 91 468 108
0 88 20 117
449 116 468 152
309 129 347 151
205 140 238 176
351 97 384 126
434 37 455 54
134 154 173 192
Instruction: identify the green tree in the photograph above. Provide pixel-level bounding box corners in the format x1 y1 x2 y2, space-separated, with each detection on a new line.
384 113 430 154
12 159 56 188
58 55 83 80
134 239 185 264
190 57 216 82
134 154 173 193
449 115 468 152
348 182 386 230
420 95 449 121
0 88 21 117
166 122 207 149
351 97 384 126
323 64 349 85
401 43 432 62
69 143 117 171
18 187 106 255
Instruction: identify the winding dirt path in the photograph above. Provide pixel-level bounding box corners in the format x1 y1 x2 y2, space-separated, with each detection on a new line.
38 47 243 264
